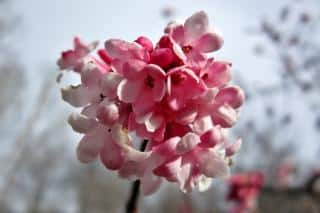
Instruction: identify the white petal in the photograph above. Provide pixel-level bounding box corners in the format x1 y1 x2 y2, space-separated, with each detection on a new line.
68 112 98 133
117 79 142 103
191 116 214 135
176 133 200 154
145 114 164 133
101 72 123 99
184 11 209 41
141 173 162 195
199 149 230 178
196 175 212 192
76 126 107 163
61 85 90 107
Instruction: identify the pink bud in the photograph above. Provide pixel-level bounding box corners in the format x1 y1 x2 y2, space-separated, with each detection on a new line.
135 36 153 52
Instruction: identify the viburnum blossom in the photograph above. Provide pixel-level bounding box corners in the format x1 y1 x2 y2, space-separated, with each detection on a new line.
227 172 264 213
57 11 245 195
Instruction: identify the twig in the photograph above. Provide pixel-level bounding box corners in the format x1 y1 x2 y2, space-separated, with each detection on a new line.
125 140 148 213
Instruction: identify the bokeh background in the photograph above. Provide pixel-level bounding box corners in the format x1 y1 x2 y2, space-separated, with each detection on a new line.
1 0 320 212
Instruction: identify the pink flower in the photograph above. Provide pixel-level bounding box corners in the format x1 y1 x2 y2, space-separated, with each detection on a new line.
166 11 223 66
57 37 98 72
200 59 232 88
149 120 241 192
227 172 264 213
57 11 245 196
167 66 205 111
117 63 166 115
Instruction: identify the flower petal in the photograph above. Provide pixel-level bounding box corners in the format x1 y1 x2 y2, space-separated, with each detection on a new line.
68 112 98 134
201 61 231 88
211 104 238 128
176 133 201 154
145 114 164 133
117 79 143 103
96 101 119 126
196 175 212 192
61 85 90 107
191 116 214 135
184 11 209 42
198 149 230 178
141 173 162 195
101 72 123 99
215 86 245 109
193 31 224 52
226 139 242 157
145 64 166 101
122 59 146 80
105 39 148 61
199 127 222 148
76 126 107 163
170 24 185 45
175 104 198 125
100 138 124 170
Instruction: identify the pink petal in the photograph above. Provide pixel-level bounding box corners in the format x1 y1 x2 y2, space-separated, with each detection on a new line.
211 104 238 128
80 62 103 87
215 86 245 109
110 124 131 147
74 37 98 56
117 79 143 103
145 64 166 101
76 126 107 163
101 72 123 99
150 48 174 69
198 149 229 178
96 101 119 126
191 116 214 135
145 114 164 133
141 173 162 195
175 104 198 125
122 59 146 80
135 36 153 52
57 50 79 70
100 138 124 170
193 31 224 53
118 149 150 179
129 113 166 142
226 139 242 157
184 11 209 42
151 136 180 158
110 58 125 74
132 91 156 115
170 24 185 45
199 127 222 148
197 88 218 105
201 61 231 88
153 157 182 181
185 50 207 70
105 39 149 61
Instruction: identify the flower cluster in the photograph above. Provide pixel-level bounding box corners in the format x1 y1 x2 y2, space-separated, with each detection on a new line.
57 11 244 195
227 172 264 213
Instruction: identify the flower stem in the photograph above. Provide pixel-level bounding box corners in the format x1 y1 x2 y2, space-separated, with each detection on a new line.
125 140 148 213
